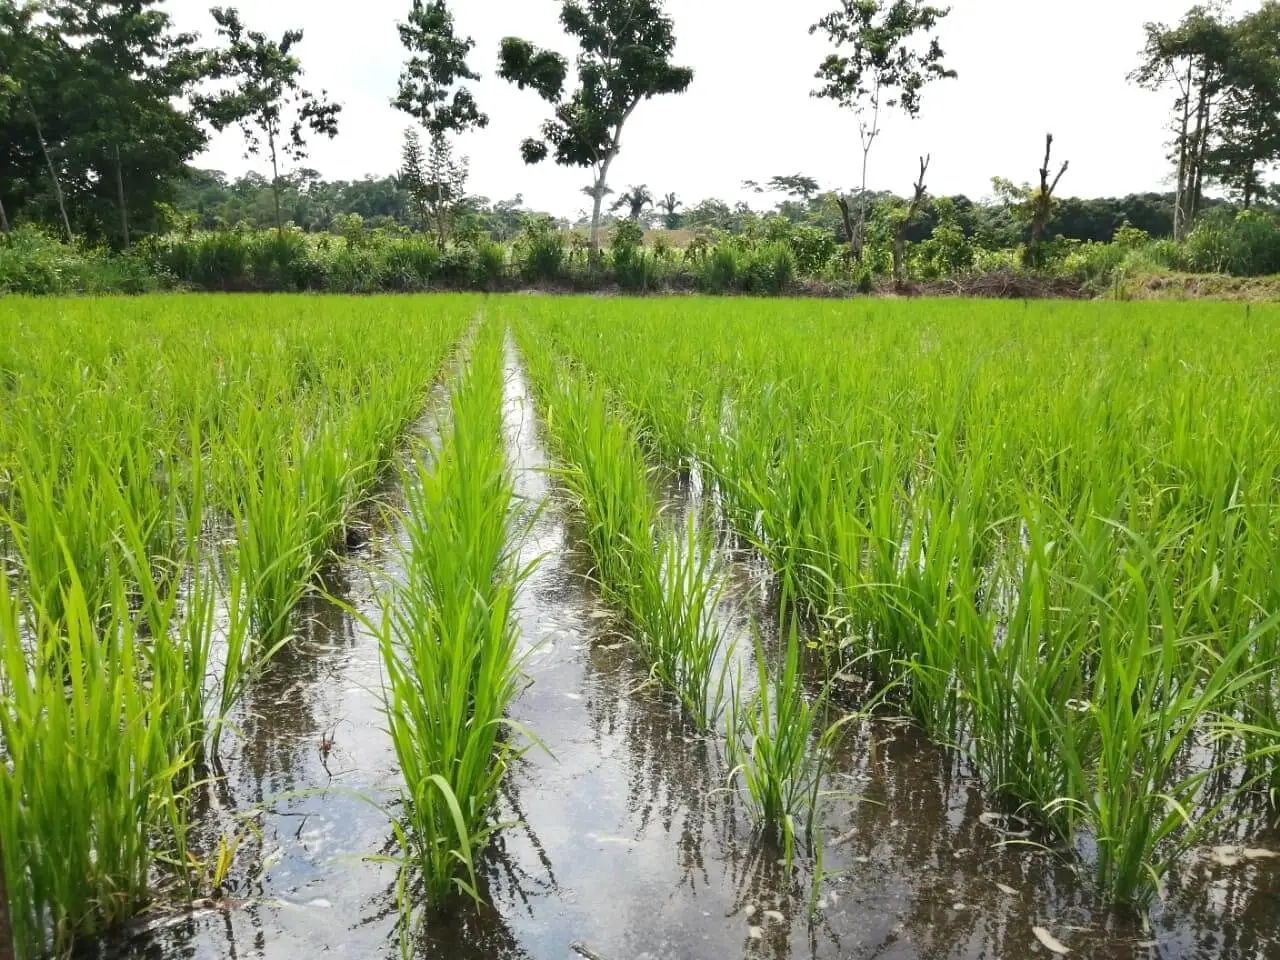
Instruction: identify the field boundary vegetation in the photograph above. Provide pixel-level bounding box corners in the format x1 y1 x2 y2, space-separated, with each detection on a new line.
2 209 1280 299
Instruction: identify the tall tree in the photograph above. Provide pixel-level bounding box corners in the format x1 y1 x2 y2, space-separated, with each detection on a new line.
1028 134 1068 263
51 0 207 246
194 7 340 235
658 190 680 229
498 0 694 258
400 127 431 230
769 174 822 202
891 154 929 285
0 0 74 241
400 126 469 246
811 0 955 260
392 0 485 248
992 133 1069 267
1208 2 1280 207
1130 4 1233 239
611 184 653 221
393 0 487 136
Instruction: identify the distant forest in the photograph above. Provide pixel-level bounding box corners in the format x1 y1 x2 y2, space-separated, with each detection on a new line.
170 167 1241 248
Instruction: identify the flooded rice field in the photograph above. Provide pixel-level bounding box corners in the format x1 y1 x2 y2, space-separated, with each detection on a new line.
109 353 1280 960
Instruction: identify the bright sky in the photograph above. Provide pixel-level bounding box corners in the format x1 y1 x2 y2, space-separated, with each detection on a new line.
167 0 1258 217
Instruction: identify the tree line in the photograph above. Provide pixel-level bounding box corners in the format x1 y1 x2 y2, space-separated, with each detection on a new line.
170 164 1225 252
1 0 1277 259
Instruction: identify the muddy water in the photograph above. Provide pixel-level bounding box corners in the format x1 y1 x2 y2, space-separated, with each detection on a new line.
113 350 1279 960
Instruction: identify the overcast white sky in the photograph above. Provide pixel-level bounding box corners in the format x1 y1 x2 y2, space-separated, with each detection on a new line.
167 0 1259 217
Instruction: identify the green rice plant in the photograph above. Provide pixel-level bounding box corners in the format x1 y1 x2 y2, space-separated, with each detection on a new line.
5 442 117 624
1069 526 1280 906
727 615 840 863
0 556 195 960
956 513 1097 836
635 513 731 728
219 406 326 646
496 294 1280 917
374 329 534 910
514 329 730 731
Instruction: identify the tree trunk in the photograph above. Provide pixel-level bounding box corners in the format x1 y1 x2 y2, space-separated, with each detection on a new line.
893 156 930 288
1173 61 1193 241
853 140 871 261
589 153 616 263
27 97 72 243
268 129 283 236
1028 135 1068 268
0 195 10 237
589 186 604 261
0 836 13 960
113 143 130 248
835 195 856 254
1188 85 1212 226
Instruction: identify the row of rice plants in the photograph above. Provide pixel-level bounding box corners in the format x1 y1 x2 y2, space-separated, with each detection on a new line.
205 300 472 647
514 321 729 733
507 296 1280 909
0 296 476 956
371 323 534 922
0 529 220 959
511 315 837 856
0 297 475 643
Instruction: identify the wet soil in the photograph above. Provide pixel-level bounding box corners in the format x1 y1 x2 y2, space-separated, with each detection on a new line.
107 348 1280 960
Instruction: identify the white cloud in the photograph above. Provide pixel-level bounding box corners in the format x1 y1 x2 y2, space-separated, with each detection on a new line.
168 0 1254 216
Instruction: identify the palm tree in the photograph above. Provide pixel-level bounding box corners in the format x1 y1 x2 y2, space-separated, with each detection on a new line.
611 184 653 221
658 191 681 229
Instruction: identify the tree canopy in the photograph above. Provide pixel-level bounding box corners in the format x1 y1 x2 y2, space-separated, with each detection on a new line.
810 0 956 258
193 7 340 233
393 0 486 136
498 0 693 255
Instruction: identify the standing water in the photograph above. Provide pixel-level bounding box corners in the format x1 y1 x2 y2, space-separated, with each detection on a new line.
110 345 1279 960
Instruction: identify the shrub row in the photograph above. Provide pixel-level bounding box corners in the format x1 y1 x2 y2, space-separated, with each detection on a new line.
2 207 1277 297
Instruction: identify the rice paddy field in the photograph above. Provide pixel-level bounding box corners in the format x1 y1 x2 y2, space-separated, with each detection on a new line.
1 292 1278 960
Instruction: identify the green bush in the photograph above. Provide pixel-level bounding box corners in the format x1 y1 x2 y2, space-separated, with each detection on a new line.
787 226 840 275
324 245 384 293
248 231 313 290
1184 210 1280 276
3 211 1276 298
0 227 70 294
1061 241 1127 290
610 220 653 291
698 242 743 293
0 227 168 295
853 267 874 295
515 217 565 284
381 238 442 291
745 241 795 294
195 232 251 288
438 243 479 288
474 241 507 289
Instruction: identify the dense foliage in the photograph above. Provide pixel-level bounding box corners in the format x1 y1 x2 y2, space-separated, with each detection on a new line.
3 200 1278 297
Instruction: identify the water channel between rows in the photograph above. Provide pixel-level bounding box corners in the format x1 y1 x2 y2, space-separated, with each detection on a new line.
113 342 1279 960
